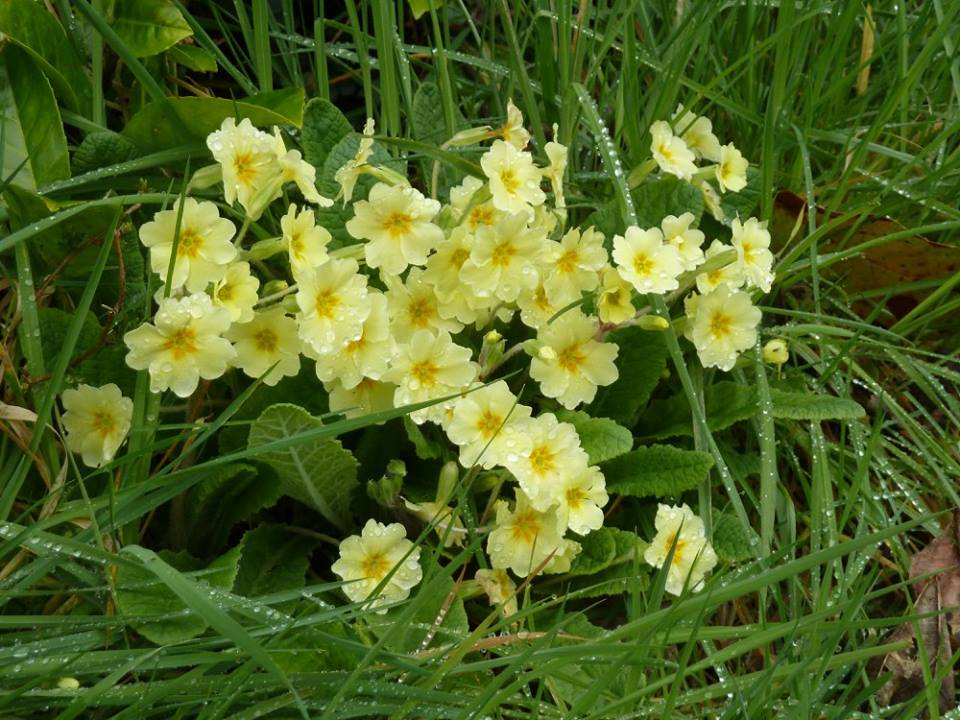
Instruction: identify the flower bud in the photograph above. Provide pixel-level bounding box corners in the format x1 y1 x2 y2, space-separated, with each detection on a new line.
484 330 502 344
447 125 495 147
636 315 670 331
246 236 286 260
762 339 789 366
262 279 289 297
437 460 459 505
57 677 80 690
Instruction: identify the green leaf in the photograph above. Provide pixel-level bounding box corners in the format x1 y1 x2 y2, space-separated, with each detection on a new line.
411 82 448 145
121 89 305 150
769 389 866 421
106 0 192 57
567 528 618 576
234 524 316 597
0 0 90 111
0 44 69 190
167 45 217 72
185 463 283 553
602 445 714 498
631 176 704 229
403 416 443 460
247 403 358 531
569 528 649 597
407 0 445 20
116 546 240 645
712 513 754 562
636 381 757 439
301 98 353 171
556 410 633 464
587 327 669 425
72 131 142 175
719 167 761 220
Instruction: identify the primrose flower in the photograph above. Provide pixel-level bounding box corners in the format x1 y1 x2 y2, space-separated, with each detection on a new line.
542 538 582 574
762 338 789 366
224 307 301 385
423 228 490 325
387 330 478 425
124 293 235 397
542 128 568 208
685 286 762 371
644 503 718 596
612 226 684 295
529 309 619 409
486 491 566 577
730 217 775 293
542 226 607 304
445 381 533 469
213 261 259 324
716 143 748 193
517 280 561 330
281 204 331 278
480 140 545 215
672 106 722 162
295 258 370 356
312 292 393 389
700 181 726 222
504 413 590 511
501 99 531 150
449 176 499 231
555 464 608 535
335 117 376 204
475 569 518 616
331 519 422 611
138 197 237 292
346 182 443 275
206 117 279 218
384 268 463 342
327 378 396 419
597 266 636 324
661 213 706 272
695 240 744 294
61 383 133 468
650 120 697 180
459 212 546 303
271 128 333 207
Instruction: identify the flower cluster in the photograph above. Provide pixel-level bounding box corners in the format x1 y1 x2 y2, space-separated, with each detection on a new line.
55 101 773 607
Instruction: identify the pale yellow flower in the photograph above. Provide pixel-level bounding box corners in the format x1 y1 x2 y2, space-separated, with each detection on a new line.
138 197 237 292
661 213 705 272
517 279 561 330
206 117 279 218
423 228 491 325
386 330 478 425
700 181 726 222
542 128 568 209
331 519 422 610
486 490 566 577
529 309 619 410
504 413 590 512
271 128 333 207
61 383 133 467
612 226 684 295
685 285 761 371
384 267 463 342
644 503 718 596
480 140 545 215
312 291 393 389
213 261 259 324
555 465 608 535
541 538 581 574
672 105 721 162
762 338 789 366
542 226 607 304
326 378 396 419
475 568 518 616
730 217 775 293
281 204 332 278
695 239 744 294
445 381 532 469
459 212 546 303
124 293 235 397
295 258 370 355
597 266 636 325
650 120 697 180
224 307 301 385
716 143 748 193
346 183 443 275
501 99 531 150
335 117 376 204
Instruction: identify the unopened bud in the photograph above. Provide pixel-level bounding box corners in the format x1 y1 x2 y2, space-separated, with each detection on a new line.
637 315 670 331
57 677 80 690
262 279 289 297
762 339 789 365
484 330 502 344
187 164 222 192
246 236 286 261
437 461 460 505
447 125 495 147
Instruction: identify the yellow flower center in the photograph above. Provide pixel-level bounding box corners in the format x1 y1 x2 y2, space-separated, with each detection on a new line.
289 232 303 258
528 444 555 476
500 168 520 194
177 227 202 258
740 241 754 264
475 410 503 438
667 533 687 565
163 326 197 360
632 253 654 276
383 212 413 238
90 410 116 438
509 510 541 543
556 249 580 274
709 311 732 338
490 241 516 268
557 343 586 372
217 283 234 303
314 289 340 319
345 334 366 355
565 485 586 510
360 551 391 580
254 329 278 353
657 140 675 163
233 151 257 185
468 206 495 229
407 297 434 327
410 360 438 387
449 248 470 269
534 285 552 312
